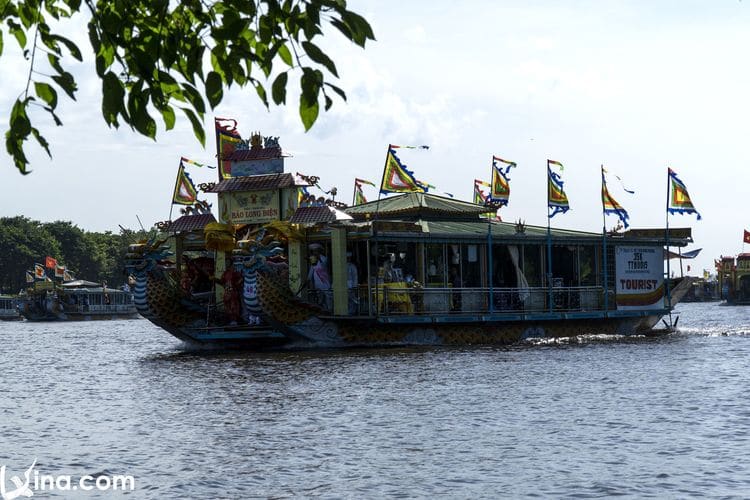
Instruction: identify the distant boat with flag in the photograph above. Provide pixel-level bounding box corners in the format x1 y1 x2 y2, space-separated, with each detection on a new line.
16 257 138 321
124 123 698 349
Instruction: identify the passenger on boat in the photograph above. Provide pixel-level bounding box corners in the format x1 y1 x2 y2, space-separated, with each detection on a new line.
382 254 396 283
308 247 331 310
220 267 243 325
346 252 358 314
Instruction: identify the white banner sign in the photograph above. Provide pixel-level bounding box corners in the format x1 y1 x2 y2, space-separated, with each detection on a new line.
615 246 664 310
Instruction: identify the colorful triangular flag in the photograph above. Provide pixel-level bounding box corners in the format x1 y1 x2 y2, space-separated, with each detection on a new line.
601 166 630 229
215 117 243 179
172 164 198 205
490 156 516 206
547 160 570 218
667 168 701 220
380 146 428 194
181 156 215 169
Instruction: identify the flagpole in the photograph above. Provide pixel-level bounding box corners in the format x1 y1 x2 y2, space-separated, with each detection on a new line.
546 162 553 313
372 145 392 319
601 166 609 313
665 168 672 313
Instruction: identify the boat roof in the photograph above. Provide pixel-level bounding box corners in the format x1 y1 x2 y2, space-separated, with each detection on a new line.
205 173 310 193
345 192 489 219
168 213 216 233
62 280 102 287
338 194 691 246
225 145 287 161
289 205 353 225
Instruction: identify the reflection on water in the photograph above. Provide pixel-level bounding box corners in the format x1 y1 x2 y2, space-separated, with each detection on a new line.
2 302 750 498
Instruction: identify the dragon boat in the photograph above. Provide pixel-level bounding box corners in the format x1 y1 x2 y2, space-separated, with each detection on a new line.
125 128 694 349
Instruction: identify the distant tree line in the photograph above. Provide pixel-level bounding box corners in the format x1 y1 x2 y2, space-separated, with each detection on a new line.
0 216 148 293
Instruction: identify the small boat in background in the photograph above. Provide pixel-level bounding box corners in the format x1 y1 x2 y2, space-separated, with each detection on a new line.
17 280 139 321
0 295 22 321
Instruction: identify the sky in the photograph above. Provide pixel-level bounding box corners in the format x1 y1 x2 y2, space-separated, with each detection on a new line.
1 0 748 276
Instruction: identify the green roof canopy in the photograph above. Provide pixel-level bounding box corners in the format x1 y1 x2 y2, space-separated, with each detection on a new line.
346 192 489 219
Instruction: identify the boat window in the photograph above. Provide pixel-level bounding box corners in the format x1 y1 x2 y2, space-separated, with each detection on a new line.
461 244 482 287
491 245 517 287
425 243 445 287
522 245 543 286
551 245 578 286
579 245 598 286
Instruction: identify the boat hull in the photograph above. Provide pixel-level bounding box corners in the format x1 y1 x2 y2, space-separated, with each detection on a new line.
18 308 140 321
136 310 670 349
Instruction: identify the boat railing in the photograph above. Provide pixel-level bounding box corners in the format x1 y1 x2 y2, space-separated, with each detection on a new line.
305 285 613 316
60 303 137 313
377 286 610 316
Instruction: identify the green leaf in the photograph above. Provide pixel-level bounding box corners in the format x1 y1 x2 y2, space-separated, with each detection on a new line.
324 82 346 101
48 54 64 75
34 82 58 108
95 44 115 75
101 72 125 126
31 127 52 158
324 94 332 111
51 72 78 100
181 83 206 114
301 41 338 77
299 97 319 131
181 107 206 146
278 43 293 66
341 11 375 46
43 106 63 126
0 30 4 57
160 105 176 130
8 20 28 48
10 99 32 137
254 81 269 108
205 71 223 109
271 72 287 105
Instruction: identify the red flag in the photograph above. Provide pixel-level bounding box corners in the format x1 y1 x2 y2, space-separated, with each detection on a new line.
45 256 57 269
744 230 750 244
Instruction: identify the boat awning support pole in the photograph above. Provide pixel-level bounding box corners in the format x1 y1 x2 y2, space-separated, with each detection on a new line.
488 220 494 314
600 166 609 312
665 169 673 315
547 217 553 313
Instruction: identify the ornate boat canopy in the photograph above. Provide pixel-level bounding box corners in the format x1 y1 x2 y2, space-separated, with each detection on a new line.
168 213 217 233
345 192 490 219
204 172 307 193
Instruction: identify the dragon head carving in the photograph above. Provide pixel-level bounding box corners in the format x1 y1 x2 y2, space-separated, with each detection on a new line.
232 228 284 276
124 236 173 277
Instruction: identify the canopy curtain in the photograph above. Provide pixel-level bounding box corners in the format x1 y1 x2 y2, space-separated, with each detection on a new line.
507 245 530 302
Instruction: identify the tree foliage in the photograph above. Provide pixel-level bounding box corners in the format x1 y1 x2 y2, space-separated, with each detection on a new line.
2 0 375 174
0 216 147 292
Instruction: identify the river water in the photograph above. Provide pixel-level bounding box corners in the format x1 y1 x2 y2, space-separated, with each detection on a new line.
1 302 750 498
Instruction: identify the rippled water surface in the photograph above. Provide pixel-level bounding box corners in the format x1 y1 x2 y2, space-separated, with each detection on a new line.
2 302 750 498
